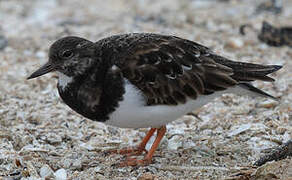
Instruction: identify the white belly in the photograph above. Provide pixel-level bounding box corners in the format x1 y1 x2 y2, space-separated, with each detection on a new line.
105 80 244 128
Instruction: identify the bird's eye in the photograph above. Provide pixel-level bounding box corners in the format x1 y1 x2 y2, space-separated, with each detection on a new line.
61 50 73 58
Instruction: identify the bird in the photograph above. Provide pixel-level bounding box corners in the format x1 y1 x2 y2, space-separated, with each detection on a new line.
27 33 282 166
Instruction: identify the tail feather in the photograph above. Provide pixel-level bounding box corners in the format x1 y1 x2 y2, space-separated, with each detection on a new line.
232 64 282 82
238 83 279 101
209 54 282 100
232 70 277 82
210 54 282 82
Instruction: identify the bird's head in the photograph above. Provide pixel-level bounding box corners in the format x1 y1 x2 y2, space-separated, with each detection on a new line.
27 36 96 80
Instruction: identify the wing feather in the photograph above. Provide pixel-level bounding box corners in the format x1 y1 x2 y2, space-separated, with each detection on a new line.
113 35 239 105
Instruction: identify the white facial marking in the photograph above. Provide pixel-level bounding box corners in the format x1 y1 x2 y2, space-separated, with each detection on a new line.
57 72 73 91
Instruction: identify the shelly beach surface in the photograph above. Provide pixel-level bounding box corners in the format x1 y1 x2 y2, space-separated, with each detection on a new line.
0 0 291 179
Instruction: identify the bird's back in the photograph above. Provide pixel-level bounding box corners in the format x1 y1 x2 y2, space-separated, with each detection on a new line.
95 33 281 106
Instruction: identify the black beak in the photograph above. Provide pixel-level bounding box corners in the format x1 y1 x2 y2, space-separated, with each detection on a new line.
27 62 54 80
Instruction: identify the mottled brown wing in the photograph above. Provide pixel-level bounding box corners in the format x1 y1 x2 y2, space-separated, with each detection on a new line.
115 35 238 105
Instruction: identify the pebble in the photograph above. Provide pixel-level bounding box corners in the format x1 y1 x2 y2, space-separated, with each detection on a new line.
46 133 62 145
228 123 251 137
40 164 54 178
138 172 159 180
80 142 95 151
282 132 291 143
247 137 278 152
167 135 183 150
225 37 244 49
54 168 67 180
276 126 287 134
257 100 278 108
35 51 46 58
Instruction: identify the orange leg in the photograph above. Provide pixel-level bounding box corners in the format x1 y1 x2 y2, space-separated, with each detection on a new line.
118 126 166 167
107 128 156 156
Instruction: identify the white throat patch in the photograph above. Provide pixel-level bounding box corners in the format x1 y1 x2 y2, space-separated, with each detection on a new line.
57 72 73 91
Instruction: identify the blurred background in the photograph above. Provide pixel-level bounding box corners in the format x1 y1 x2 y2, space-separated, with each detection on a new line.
0 0 291 179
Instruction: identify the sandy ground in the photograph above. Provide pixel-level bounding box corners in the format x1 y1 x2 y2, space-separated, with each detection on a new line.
0 0 291 179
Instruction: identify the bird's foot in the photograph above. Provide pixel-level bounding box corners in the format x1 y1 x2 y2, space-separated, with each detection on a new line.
107 127 166 167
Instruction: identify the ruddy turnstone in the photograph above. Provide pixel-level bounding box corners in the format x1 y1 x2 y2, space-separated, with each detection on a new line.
27 33 282 166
